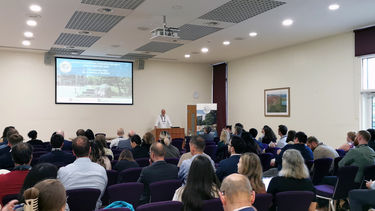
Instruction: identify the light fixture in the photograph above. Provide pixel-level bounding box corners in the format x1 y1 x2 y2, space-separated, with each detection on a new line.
329 4 340 11
282 19 294 26
29 4 42 12
201 47 209 53
22 40 31 46
24 31 34 38
223 41 230 46
26 20 37 27
249 32 258 37
184 54 191 58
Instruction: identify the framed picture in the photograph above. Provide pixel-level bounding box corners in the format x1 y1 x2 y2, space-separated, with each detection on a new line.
264 87 290 117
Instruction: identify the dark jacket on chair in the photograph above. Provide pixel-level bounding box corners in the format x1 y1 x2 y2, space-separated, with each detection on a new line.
216 154 241 181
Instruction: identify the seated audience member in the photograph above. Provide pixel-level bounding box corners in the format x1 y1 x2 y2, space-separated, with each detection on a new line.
238 153 266 194
286 130 296 144
138 142 178 204
224 125 232 145
217 129 229 161
338 130 375 184
219 173 257 211
0 143 32 206
241 132 261 155
90 140 111 170
26 130 43 145
114 149 139 172
130 134 149 159
268 149 316 211
216 136 245 181
259 125 277 145
0 127 18 154
110 128 126 148
118 130 135 150
269 125 288 148
0 133 23 169
38 134 75 166
56 130 72 151
219 129 228 148
233 125 243 137
367 128 375 151
18 163 58 203
173 156 220 209
160 131 180 159
338 131 356 152
22 179 67 211
179 135 215 184
95 134 114 160
306 136 339 160
76 129 85 137
276 131 313 170
57 136 108 209
141 132 155 152
85 129 95 141
203 126 215 142
349 180 375 210
0 126 15 147
249 128 265 152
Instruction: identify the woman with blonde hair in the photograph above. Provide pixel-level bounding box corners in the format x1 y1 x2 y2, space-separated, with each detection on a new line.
237 153 266 193
267 149 316 211
159 131 180 159
338 131 356 152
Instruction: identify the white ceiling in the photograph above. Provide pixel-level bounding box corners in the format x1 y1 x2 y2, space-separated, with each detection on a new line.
1 0 375 64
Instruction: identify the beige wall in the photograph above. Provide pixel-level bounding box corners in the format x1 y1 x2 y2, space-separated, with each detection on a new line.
0 50 212 141
228 32 361 148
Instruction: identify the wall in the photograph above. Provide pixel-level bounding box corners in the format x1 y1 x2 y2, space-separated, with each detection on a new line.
0 49 212 141
228 32 361 148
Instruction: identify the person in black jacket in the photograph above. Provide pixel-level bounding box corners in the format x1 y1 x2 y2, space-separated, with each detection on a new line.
26 130 43 146
367 128 375 151
130 135 149 159
0 132 23 169
38 134 75 166
114 149 139 172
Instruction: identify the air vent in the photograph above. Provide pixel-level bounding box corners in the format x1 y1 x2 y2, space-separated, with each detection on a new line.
135 42 183 53
54 33 101 47
178 24 222 41
81 0 145 10
65 11 125 32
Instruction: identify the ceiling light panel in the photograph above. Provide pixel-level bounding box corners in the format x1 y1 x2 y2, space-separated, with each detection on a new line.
178 24 222 41
199 0 285 23
65 11 125 32
54 33 101 47
81 0 145 10
135 42 183 53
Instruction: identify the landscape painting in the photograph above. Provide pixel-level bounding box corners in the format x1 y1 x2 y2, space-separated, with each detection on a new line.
264 87 290 117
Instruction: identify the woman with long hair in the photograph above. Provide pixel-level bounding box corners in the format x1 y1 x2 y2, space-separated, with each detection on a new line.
237 153 266 193
260 125 277 144
241 132 261 155
286 130 296 144
173 155 220 211
94 134 114 160
114 149 139 172
90 140 111 170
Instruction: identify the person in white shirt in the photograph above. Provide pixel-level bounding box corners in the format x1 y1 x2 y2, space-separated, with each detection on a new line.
269 125 288 148
155 109 172 129
110 128 126 148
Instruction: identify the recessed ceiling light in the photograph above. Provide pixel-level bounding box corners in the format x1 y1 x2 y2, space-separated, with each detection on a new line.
223 41 230 46
201 47 209 53
97 8 113 13
24 31 34 38
77 31 91 35
26 20 37 27
249 32 258 37
22 40 31 46
71 51 79 55
29 4 42 12
282 19 294 26
329 4 340 11
184 54 191 58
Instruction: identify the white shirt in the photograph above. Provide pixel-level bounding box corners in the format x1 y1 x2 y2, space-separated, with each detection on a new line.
110 136 126 148
57 157 108 209
155 114 172 128
276 135 287 148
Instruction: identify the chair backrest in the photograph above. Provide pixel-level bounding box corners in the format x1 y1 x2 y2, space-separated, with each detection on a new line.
171 139 183 151
108 182 144 206
259 153 273 171
165 158 179 165
2 193 18 206
275 191 315 211
111 159 118 167
333 156 343 176
202 198 224 211
135 158 150 167
66 188 101 211
149 180 182 202
336 149 346 157
136 201 183 211
204 145 217 161
98 208 131 211
312 158 333 185
253 193 273 211
118 167 143 183
107 170 119 187
361 165 375 188
305 160 314 172
332 165 359 199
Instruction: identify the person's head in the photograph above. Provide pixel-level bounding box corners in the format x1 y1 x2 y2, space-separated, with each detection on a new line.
220 129 227 142
130 134 142 148
189 135 206 155
237 153 264 193
85 129 95 140
6 128 19 142
76 129 85 136
204 126 212 134
56 130 65 138
161 109 166 116
306 136 319 151
95 134 108 149
235 123 243 130
279 149 309 179
2 126 15 139
27 130 38 140
8 133 24 147
23 179 66 211
128 130 135 138
118 149 135 162
142 132 155 145
225 125 232 132
347 131 356 143
150 142 165 162
117 128 125 137
182 155 220 211
356 130 371 145
72 136 90 157
278 125 288 136
229 136 245 154
249 128 258 139
50 134 64 149
90 140 105 164
220 173 255 211
262 125 276 139
294 131 307 144
286 130 296 143
234 126 242 136
159 131 171 146
366 129 375 142
11 143 33 166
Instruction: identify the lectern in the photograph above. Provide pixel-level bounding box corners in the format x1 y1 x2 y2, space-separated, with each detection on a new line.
152 128 185 141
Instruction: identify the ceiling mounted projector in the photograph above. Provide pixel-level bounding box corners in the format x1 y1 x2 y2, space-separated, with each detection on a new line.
150 16 179 42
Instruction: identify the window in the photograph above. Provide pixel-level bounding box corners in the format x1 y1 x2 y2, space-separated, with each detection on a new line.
361 57 375 129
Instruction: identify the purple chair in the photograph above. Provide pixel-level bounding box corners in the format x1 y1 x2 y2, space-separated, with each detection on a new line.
360 165 375 188
312 158 333 185
149 180 182 202
202 198 224 211
315 166 359 211
2 193 18 206
305 160 314 172
204 145 217 161
171 138 184 151
107 182 144 206
332 157 343 176
118 167 143 183
335 149 346 157
135 158 150 167
165 158 179 165
66 188 101 211
253 193 273 211
275 191 315 211
136 201 183 211
98 209 131 211
102 170 119 206
259 153 273 171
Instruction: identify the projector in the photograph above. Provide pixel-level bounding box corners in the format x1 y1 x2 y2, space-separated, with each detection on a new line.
150 28 179 42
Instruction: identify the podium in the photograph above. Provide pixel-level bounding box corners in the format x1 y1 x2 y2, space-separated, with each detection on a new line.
152 128 185 141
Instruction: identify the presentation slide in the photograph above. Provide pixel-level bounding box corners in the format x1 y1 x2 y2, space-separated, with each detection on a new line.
55 57 133 104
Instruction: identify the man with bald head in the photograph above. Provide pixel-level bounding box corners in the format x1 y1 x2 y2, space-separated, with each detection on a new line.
110 128 126 148
219 173 256 211
118 130 135 150
155 109 172 129
58 136 108 209
137 142 178 204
